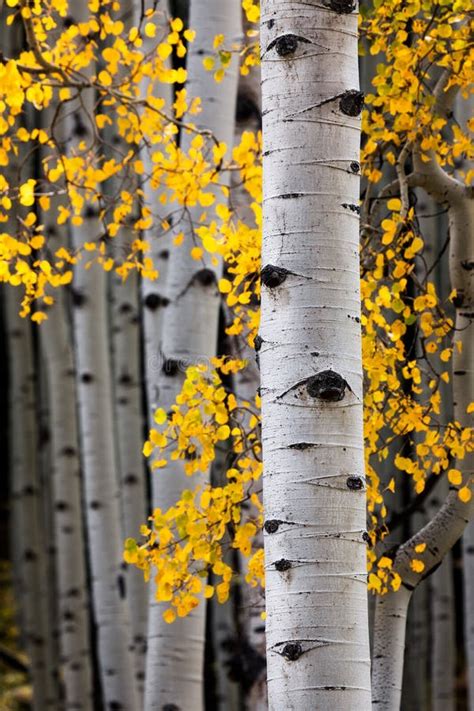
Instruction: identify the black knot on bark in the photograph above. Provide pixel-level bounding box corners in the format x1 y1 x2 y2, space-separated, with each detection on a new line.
282 642 302 661
144 293 164 311
306 370 347 401
195 268 215 287
24 549 37 562
326 0 357 13
254 334 263 352
55 501 69 512
264 519 280 534
89 500 101 510
71 288 86 307
124 473 138 486
346 475 364 490
61 446 76 457
339 90 365 117
362 531 371 544
81 372 94 384
350 161 360 173
159 249 169 260
261 264 289 289
275 558 292 571
274 34 299 56
119 302 133 314
162 359 179 377
84 205 97 219
162 705 180 711
452 291 464 308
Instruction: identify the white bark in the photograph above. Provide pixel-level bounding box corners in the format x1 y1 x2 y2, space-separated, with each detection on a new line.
105 4 148 693
144 2 241 708
141 0 173 433
67 2 139 706
259 2 371 709
111 243 148 696
39 297 94 711
37 106 94 710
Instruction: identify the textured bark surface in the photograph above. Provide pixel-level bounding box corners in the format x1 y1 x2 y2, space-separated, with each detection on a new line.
40 293 94 711
5 290 55 711
68 2 138 706
259 2 371 709
143 2 241 708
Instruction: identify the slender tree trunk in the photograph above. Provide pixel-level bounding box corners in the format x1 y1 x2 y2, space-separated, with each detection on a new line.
111 241 148 697
371 73 473 710
144 2 241 708
141 0 173 433
39 294 95 711
4 290 54 710
259 2 371 709
67 2 139 706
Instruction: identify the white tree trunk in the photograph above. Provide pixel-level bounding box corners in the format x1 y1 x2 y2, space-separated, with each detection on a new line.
259 2 371 709
111 245 148 697
144 2 241 708
39 291 94 709
67 2 139 707
140 0 173 433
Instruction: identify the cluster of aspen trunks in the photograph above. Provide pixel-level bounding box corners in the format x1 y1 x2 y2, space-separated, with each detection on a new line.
1 0 473 710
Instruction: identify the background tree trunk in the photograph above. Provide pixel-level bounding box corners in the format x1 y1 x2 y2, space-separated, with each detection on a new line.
144 2 241 708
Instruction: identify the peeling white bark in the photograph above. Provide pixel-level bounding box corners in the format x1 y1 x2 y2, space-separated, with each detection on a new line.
259 2 371 709
143 2 241 708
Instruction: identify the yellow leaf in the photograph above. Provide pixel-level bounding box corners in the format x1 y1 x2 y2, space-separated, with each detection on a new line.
216 425 230 441
447 468 462 486
410 559 425 573
387 198 402 211
218 278 232 293
414 543 426 553
163 609 176 624
459 487 472 503
154 408 167 425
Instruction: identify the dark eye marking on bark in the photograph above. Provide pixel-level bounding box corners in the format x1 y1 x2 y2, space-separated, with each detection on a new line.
362 531 371 544
261 264 292 288
461 260 474 270
162 705 181 711
342 202 360 214
288 442 316 450
162 359 179 376
267 34 310 57
350 161 360 173
194 268 216 287
254 334 263 352
346 476 364 490
81 372 94 384
143 292 168 310
324 0 357 14
275 558 292 571
264 519 281 533
339 90 365 117
117 574 126 600
281 642 303 661
307 370 347 401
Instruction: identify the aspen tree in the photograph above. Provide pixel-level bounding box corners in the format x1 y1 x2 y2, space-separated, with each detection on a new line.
4 289 54 710
67 1 139 705
259 1 371 709
371 73 474 711
143 2 241 707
